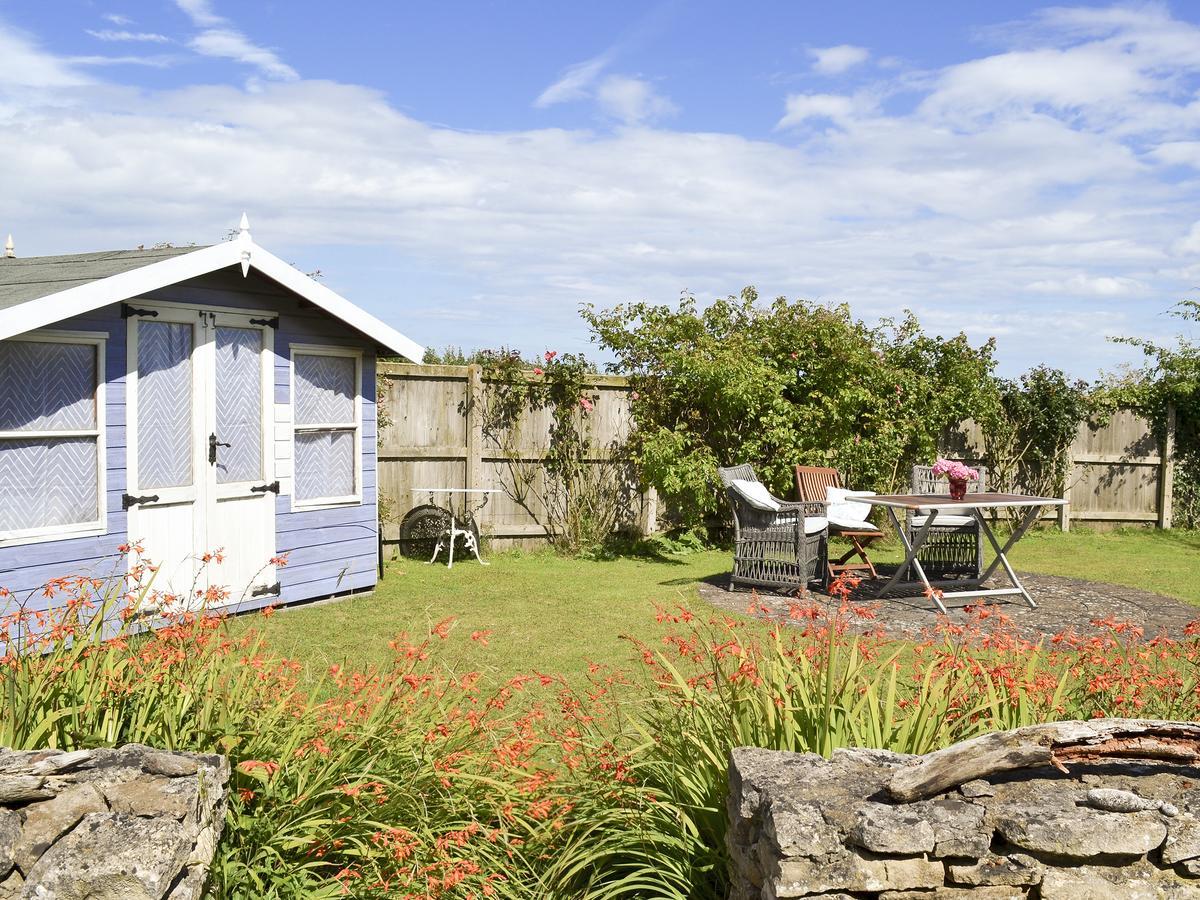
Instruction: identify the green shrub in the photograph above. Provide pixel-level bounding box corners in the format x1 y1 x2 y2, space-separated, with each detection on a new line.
582 289 999 528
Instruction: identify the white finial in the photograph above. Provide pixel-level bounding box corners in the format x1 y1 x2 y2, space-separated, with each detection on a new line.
3 235 13 259
237 212 252 276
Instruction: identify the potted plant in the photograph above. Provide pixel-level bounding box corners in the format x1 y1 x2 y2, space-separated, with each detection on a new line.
931 458 980 501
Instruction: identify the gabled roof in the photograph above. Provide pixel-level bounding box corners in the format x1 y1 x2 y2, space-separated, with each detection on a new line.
0 226 423 362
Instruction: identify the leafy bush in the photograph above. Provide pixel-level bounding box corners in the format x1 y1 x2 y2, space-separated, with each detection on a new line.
979 365 1096 518
582 289 999 528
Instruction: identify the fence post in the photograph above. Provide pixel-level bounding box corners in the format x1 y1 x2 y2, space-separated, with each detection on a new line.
466 364 483 492
1160 402 1176 530
639 485 659 537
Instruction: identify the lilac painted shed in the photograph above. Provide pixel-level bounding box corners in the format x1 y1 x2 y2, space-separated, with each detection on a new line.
0 220 422 614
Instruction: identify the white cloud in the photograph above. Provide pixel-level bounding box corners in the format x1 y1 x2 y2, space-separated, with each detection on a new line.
66 54 176 68
174 0 224 28
595 75 676 125
2 4 1199 377
809 44 870 75
86 29 171 43
777 93 865 128
103 13 134 26
189 29 297 81
1027 274 1146 296
1174 222 1200 257
170 0 297 81
535 55 611 107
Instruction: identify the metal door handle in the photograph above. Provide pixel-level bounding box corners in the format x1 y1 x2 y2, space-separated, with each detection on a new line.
208 433 231 465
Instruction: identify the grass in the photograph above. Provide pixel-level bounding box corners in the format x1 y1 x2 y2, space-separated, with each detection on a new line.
244 547 730 687
871 525 1200 607
237 527 1200 687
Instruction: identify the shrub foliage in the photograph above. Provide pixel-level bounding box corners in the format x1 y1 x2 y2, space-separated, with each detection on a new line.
582 289 1000 527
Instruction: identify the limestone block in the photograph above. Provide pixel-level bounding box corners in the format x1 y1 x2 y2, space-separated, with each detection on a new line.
104 775 197 821
1165 814 1200 865
849 803 936 855
12 783 107 874
994 807 1167 861
1040 860 1200 900
0 812 19 878
947 852 1042 886
22 812 193 900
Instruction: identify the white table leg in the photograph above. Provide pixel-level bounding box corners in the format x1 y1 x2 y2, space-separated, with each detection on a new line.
975 506 1041 608
876 507 948 614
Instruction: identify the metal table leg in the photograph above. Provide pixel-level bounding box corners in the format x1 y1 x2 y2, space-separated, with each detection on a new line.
975 506 1042 608
876 507 948 614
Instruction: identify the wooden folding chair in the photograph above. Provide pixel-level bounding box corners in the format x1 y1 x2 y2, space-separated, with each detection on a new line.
794 465 882 581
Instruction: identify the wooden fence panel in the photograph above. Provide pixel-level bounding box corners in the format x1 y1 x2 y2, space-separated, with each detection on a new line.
378 363 650 553
946 406 1173 530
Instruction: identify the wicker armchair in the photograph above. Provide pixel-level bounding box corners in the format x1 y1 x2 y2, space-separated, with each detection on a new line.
717 464 828 594
907 464 988 579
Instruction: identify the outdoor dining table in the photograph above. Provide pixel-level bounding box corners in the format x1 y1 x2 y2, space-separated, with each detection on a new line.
860 492 1068 614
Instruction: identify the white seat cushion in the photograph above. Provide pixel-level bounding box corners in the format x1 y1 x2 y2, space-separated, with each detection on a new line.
730 478 780 512
829 513 882 532
826 486 875 525
912 514 976 528
804 516 828 535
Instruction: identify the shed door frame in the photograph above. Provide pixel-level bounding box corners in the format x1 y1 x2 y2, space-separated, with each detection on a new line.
126 300 276 607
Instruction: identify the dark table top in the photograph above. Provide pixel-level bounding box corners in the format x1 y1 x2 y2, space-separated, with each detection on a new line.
864 492 1068 511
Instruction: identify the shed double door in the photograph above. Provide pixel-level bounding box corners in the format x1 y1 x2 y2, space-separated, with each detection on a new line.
127 305 276 608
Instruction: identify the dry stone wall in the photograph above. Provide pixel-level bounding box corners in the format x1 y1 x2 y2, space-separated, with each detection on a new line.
729 731 1200 899
0 744 228 899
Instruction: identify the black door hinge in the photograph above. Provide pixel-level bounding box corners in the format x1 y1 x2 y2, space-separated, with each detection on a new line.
251 582 281 598
249 316 279 329
251 481 281 494
122 493 160 510
121 304 160 319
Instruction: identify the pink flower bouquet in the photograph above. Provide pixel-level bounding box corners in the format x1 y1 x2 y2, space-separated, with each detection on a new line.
931 458 979 500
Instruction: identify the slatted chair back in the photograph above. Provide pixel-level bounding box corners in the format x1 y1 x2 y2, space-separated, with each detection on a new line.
793 465 843 503
911 464 989 494
909 463 988 580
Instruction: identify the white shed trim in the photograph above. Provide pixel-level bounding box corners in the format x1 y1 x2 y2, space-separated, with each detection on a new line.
0 239 424 362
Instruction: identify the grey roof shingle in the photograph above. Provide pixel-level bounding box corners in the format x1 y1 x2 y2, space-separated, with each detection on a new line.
0 246 211 310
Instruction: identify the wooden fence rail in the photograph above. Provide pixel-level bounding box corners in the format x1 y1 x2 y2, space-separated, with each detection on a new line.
377 363 1176 550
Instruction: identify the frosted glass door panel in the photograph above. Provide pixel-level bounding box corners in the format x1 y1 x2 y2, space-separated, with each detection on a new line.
137 321 193 490
214 326 263 484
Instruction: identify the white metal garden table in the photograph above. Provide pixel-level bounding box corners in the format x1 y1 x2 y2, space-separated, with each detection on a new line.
412 487 499 569
861 493 1068 614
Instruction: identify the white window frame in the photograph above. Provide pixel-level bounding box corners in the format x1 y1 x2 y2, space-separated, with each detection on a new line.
289 344 363 510
0 329 108 547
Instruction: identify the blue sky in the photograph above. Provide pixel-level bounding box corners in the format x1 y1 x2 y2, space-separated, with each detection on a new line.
2 1 1199 376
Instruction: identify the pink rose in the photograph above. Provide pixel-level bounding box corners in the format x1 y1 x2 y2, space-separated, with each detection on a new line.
533 367 544 375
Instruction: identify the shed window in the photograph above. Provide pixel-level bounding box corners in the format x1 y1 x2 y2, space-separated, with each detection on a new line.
0 336 105 542
292 349 360 505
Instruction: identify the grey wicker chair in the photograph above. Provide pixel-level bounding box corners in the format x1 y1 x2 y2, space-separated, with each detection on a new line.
907 464 988 579
717 464 828 594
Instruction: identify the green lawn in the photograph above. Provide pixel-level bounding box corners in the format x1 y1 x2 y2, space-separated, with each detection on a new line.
240 528 1200 685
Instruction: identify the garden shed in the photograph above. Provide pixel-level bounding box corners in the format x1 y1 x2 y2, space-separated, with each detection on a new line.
0 218 423 614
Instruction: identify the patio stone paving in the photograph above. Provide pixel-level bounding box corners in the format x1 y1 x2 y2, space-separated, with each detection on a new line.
696 565 1200 642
